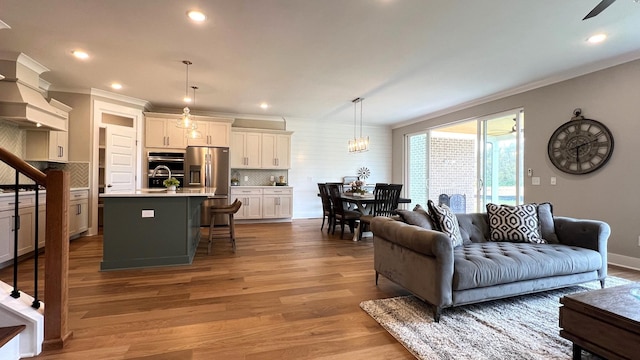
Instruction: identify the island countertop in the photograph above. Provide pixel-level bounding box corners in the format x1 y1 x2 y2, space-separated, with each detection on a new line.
100 187 217 198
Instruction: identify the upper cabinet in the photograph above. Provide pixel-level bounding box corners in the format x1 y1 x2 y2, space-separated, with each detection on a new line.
24 130 69 162
261 133 291 169
231 131 262 168
145 116 186 149
231 129 293 169
187 118 233 147
144 112 233 150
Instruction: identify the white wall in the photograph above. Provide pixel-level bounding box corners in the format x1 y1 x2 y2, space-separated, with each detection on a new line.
392 58 640 269
286 118 392 219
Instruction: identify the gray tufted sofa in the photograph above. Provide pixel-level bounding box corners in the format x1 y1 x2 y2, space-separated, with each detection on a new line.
370 212 610 322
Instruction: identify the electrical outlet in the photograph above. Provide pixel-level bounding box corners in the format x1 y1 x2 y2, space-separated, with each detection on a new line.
527 168 532 177
532 177 540 185
270 176 275 182
550 177 557 185
244 176 248 182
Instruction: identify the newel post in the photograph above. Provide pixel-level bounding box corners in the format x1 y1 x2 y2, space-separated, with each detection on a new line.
43 169 73 349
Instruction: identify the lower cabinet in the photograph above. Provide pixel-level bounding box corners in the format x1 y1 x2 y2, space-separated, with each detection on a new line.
0 206 35 263
262 188 293 219
230 188 263 220
0 189 89 266
230 187 293 221
69 190 89 237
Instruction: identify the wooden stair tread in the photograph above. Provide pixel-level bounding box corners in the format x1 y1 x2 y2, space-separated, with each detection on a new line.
0 325 26 348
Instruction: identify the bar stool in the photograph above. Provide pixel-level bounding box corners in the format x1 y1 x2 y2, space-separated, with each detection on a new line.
208 199 242 254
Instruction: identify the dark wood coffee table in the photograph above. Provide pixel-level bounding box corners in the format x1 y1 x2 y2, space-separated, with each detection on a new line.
559 282 640 360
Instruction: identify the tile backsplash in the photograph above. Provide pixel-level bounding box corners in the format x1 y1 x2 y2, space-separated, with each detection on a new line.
231 169 289 186
0 121 89 188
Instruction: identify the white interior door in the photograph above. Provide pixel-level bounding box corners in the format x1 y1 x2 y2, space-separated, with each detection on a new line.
105 126 137 193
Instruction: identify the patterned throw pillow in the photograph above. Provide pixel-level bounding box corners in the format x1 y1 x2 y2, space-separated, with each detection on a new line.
427 200 463 248
486 203 545 244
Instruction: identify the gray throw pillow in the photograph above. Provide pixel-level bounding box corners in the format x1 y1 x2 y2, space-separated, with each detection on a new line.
486 203 545 244
396 208 434 229
427 200 463 248
537 202 559 244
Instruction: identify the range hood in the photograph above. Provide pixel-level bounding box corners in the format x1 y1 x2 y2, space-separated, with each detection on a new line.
0 52 71 130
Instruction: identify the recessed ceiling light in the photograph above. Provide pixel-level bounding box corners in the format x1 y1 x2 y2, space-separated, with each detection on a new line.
587 33 607 44
111 83 122 90
183 96 192 103
260 103 269 109
187 10 206 22
71 50 89 59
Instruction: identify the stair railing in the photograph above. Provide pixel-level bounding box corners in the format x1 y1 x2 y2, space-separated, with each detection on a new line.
0 147 71 349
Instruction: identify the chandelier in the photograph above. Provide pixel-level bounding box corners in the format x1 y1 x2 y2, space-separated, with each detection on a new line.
186 86 202 139
177 60 196 130
348 97 369 153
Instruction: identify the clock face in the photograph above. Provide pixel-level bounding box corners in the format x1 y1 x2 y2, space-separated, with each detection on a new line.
547 118 614 174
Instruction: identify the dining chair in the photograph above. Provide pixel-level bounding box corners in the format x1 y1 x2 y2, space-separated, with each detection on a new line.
326 182 355 210
318 183 333 232
358 183 403 240
327 183 361 239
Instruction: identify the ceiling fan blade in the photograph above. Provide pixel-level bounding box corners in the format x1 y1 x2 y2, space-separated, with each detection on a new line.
583 0 616 20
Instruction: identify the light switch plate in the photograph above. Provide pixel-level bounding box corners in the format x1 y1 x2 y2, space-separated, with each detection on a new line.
532 177 540 185
550 177 557 185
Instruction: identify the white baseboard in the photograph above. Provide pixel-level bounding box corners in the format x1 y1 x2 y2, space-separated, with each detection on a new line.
608 253 640 272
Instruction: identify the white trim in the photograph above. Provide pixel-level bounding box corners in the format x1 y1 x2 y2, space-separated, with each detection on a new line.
608 253 640 272
90 88 149 108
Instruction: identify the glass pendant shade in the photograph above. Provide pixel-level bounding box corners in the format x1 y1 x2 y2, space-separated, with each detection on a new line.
348 97 369 153
184 85 202 139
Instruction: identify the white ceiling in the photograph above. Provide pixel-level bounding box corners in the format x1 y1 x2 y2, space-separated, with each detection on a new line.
1 0 639 126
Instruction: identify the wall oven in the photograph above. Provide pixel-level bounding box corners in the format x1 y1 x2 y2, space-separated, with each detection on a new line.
147 151 185 188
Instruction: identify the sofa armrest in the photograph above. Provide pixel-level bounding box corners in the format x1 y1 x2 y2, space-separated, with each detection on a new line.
554 216 610 279
371 217 454 258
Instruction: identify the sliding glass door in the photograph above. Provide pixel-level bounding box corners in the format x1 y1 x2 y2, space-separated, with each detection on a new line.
405 109 524 212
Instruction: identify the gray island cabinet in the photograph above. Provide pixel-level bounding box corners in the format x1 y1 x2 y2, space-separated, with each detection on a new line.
99 188 216 271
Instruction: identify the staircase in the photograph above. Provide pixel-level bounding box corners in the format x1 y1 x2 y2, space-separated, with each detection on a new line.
0 281 44 359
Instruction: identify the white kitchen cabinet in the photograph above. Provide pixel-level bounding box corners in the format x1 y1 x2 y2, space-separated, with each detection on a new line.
187 120 232 147
230 188 263 219
0 209 13 263
145 117 186 149
25 130 69 162
261 133 291 169
230 131 262 168
262 188 293 219
69 190 89 236
0 206 35 263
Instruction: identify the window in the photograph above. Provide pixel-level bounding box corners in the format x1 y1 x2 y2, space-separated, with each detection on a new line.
405 109 524 212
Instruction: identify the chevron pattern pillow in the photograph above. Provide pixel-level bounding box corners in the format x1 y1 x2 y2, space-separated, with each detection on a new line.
427 200 463 248
486 203 545 243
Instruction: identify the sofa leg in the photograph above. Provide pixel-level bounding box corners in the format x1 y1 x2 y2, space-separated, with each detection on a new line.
600 278 606 289
433 306 442 323
375 271 379 286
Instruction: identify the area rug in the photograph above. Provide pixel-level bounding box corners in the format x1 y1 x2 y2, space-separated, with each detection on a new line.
360 277 631 360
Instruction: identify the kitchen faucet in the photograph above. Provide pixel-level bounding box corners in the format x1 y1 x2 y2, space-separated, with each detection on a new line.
151 165 172 180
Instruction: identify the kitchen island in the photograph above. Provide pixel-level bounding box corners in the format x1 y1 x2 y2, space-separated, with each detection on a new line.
99 188 216 271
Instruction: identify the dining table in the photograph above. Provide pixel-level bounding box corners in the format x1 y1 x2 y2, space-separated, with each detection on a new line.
340 193 411 215
340 193 411 241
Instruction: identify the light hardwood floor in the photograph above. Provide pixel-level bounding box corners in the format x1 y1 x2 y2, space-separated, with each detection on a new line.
2 219 639 360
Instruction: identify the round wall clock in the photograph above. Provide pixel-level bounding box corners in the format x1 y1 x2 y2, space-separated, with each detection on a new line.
547 109 614 175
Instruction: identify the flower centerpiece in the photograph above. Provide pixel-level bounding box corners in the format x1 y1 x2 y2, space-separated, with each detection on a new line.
163 177 180 191
347 179 367 195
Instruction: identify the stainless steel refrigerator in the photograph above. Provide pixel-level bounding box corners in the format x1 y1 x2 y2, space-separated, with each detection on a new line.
185 146 230 226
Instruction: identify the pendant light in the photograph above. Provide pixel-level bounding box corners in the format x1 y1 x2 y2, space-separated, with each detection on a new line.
177 60 196 129
187 86 202 139
348 97 369 153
